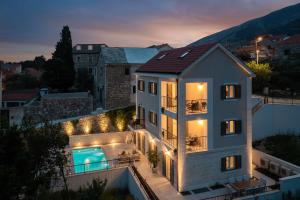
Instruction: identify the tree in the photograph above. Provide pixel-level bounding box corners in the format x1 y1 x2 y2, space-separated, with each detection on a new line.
43 26 75 90
5 73 39 90
21 55 46 70
246 61 272 93
75 68 94 94
0 121 69 199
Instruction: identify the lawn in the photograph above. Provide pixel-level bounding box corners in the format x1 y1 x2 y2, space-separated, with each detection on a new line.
253 134 300 166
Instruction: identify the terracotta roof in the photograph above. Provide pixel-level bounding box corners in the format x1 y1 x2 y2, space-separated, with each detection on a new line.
2 89 38 101
279 35 300 45
136 43 216 74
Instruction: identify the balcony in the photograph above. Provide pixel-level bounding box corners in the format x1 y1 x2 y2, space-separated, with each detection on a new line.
186 119 208 152
186 136 207 152
161 96 177 113
129 119 145 130
186 99 207 114
161 128 177 148
186 82 208 114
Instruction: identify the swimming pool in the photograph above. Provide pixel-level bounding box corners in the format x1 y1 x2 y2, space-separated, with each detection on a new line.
72 147 110 174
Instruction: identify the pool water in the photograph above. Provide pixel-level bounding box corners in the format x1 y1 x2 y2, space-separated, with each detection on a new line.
72 147 110 173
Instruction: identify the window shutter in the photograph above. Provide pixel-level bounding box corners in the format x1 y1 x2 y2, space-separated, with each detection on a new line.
221 121 226 135
154 113 157 125
142 81 145 91
148 112 151 123
221 85 226 99
221 157 226 171
148 82 151 93
154 83 157 94
235 120 242 134
236 155 242 169
235 85 241 98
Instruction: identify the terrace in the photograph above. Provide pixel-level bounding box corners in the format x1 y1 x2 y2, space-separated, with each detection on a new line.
185 82 208 114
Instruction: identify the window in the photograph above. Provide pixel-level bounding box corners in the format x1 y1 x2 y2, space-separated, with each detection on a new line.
221 120 241 135
77 56 81 62
157 54 167 60
89 55 93 63
88 68 93 74
88 45 93 50
221 155 241 171
179 50 191 58
284 49 291 55
76 45 81 50
125 67 130 75
149 111 157 126
221 84 241 99
137 80 145 91
132 85 136 94
148 82 157 95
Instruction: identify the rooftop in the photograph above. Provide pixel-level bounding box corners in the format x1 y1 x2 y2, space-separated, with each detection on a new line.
42 92 90 99
136 43 216 74
2 89 38 102
279 34 300 45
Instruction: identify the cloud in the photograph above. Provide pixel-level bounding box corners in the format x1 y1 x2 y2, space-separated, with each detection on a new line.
0 0 299 61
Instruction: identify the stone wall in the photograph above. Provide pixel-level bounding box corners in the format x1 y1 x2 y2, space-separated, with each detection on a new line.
105 64 133 109
24 95 93 123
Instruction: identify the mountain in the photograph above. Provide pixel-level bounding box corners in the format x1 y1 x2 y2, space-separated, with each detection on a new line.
190 3 300 46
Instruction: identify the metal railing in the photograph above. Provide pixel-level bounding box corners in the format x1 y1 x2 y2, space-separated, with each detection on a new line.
185 136 207 152
129 119 145 130
131 165 159 200
161 129 177 148
65 158 134 176
186 99 207 114
203 184 280 200
161 96 177 113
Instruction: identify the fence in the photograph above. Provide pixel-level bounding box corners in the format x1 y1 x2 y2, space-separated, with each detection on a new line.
203 184 280 200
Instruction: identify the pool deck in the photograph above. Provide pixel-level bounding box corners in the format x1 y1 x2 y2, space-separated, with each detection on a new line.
71 143 278 200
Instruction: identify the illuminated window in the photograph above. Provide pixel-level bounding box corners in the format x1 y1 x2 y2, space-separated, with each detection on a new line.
221 155 241 171
222 84 241 99
149 111 157 126
76 45 81 50
221 120 241 135
148 82 157 94
137 80 145 91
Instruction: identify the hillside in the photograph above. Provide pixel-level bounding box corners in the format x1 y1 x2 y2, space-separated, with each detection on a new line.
190 3 300 46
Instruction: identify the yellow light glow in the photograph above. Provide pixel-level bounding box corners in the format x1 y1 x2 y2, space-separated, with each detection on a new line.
197 84 204 90
198 120 204 125
256 36 263 42
79 118 92 134
150 138 155 144
84 158 90 164
166 150 171 156
63 121 74 135
97 114 110 132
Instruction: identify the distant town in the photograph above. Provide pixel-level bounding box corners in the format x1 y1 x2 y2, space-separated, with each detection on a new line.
0 2 300 200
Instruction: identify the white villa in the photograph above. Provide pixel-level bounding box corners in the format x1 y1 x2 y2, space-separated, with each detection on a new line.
131 43 255 192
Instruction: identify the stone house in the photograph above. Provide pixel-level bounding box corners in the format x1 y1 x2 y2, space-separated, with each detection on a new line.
96 47 158 109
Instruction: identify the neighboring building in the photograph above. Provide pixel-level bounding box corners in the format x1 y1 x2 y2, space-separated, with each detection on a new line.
148 43 173 51
0 62 22 80
23 67 43 80
72 43 108 85
96 47 159 109
24 91 93 123
130 43 255 191
277 34 300 57
1 89 38 128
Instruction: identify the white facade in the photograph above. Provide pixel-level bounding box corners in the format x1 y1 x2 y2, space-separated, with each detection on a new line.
132 44 254 192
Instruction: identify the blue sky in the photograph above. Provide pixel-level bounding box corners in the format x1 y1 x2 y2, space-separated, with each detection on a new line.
0 0 299 62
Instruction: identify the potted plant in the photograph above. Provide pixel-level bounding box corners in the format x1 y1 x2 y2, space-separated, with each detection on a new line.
147 150 159 173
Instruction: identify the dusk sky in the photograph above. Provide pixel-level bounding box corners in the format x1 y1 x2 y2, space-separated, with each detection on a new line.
1 0 299 62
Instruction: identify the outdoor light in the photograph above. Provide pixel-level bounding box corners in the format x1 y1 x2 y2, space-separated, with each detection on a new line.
166 150 171 156
64 121 74 135
256 36 263 42
198 120 204 125
197 83 204 90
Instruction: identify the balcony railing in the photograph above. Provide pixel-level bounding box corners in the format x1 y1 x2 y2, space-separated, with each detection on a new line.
129 119 145 130
186 99 207 114
161 128 177 148
161 96 177 113
186 136 207 152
